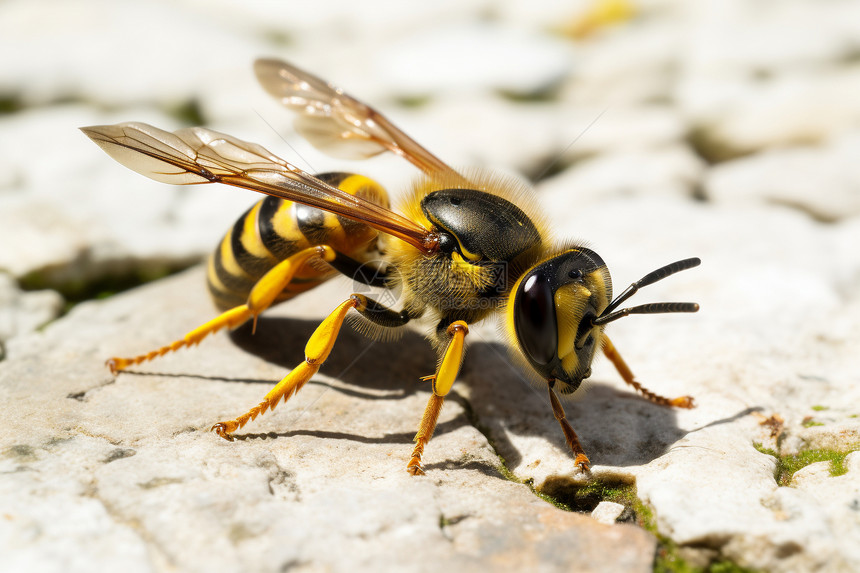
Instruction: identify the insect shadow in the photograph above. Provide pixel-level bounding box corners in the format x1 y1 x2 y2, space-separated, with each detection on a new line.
227 314 706 472
228 315 436 399
226 315 499 475
460 341 695 470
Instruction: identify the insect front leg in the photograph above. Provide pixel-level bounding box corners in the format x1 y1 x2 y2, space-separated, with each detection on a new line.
105 245 335 374
407 321 469 476
601 335 695 409
547 381 590 472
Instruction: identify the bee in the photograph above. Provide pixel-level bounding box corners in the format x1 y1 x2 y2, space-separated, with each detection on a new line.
81 58 700 475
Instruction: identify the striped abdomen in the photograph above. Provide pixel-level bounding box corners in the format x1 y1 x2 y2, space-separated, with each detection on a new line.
206 172 390 310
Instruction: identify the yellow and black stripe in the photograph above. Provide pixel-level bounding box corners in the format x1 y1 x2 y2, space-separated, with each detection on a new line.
207 172 389 310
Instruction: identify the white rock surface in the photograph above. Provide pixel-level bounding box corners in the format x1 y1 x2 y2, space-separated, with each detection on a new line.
538 144 704 206
2 0 859 571
561 18 681 106
681 0 860 74
679 69 860 160
376 23 574 98
0 272 63 350
0 106 257 282
0 270 656 573
0 0 267 107
472 195 860 572
790 452 860 569
704 133 860 221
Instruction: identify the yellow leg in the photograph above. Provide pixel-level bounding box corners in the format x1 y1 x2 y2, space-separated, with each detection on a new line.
602 335 695 408
106 246 335 374
547 382 590 471
211 297 358 439
407 321 469 476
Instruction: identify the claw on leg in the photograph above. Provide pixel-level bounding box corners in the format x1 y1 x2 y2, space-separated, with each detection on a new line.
211 421 238 440
106 305 252 374
669 395 696 409
548 381 591 472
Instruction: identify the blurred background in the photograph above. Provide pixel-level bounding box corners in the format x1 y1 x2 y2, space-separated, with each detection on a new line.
1 0 859 343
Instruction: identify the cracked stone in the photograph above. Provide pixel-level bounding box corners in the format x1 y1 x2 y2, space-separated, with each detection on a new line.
0 270 656 572
0 272 63 347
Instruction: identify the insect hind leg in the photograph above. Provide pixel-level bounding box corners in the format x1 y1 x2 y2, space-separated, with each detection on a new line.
106 245 336 374
106 305 252 374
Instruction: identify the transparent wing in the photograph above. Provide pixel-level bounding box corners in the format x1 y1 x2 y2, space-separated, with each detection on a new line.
81 122 438 253
254 58 464 181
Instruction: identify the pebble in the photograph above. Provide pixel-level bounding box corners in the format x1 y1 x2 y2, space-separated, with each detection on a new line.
591 501 625 525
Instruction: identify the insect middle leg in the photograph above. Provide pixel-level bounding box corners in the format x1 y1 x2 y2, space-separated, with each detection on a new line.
106 245 335 374
407 321 469 476
601 335 695 408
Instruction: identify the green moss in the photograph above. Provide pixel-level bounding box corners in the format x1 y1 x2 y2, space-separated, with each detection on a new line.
654 556 756 573
496 84 560 103
493 457 521 486
709 563 763 573
458 392 760 572
650 506 763 572
0 94 23 114
167 99 206 125
536 477 756 572
394 95 433 108
20 262 193 309
802 420 824 428
539 475 637 514
687 126 749 164
528 156 571 183
754 442 853 485
810 405 828 411
262 29 293 46
653 537 697 573
783 449 850 480
753 442 777 457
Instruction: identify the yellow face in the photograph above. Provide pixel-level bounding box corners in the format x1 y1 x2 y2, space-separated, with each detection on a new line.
551 268 611 393
506 248 612 394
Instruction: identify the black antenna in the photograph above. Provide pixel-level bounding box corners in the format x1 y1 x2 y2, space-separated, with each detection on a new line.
593 302 699 326
593 258 701 326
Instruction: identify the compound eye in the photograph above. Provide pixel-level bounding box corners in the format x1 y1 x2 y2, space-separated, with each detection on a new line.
514 271 558 366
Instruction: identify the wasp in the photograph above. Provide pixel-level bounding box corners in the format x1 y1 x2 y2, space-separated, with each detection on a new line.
81 59 700 475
